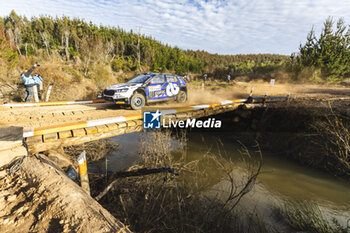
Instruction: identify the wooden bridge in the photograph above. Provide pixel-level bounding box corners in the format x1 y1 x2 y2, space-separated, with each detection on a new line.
24 99 248 152
22 94 290 153
0 93 291 164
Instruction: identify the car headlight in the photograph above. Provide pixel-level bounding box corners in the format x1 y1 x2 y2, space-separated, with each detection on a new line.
115 88 129 93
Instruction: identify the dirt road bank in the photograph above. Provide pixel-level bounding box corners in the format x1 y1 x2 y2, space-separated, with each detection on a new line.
0 154 131 233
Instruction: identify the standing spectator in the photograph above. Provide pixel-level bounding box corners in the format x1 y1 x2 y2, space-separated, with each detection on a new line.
227 74 231 83
203 74 207 83
21 63 40 102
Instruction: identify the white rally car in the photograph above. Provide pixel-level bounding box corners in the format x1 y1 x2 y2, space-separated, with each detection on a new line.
103 72 188 109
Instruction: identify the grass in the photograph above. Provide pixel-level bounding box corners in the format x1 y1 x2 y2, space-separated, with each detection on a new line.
278 201 347 233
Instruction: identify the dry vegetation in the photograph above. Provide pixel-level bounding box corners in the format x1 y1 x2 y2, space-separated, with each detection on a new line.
278 201 347 233
312 107 350 177
0 55 135 102
63 139 119 162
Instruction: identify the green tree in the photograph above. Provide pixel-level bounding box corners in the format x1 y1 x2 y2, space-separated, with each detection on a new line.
297 17 350 82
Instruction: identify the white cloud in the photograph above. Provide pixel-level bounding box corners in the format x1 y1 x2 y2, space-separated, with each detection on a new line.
1 0 350 54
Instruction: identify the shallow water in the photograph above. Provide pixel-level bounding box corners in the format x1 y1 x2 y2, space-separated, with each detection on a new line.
89 133 141 173
188 132 350 210
95 131 350 212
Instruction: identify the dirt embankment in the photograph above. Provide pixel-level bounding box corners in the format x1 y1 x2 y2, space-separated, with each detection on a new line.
0 153 131 233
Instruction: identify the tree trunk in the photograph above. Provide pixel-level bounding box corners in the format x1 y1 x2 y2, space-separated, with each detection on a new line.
25 43 28 57
64 30 70 61
40 32 51 58
137 30 142 72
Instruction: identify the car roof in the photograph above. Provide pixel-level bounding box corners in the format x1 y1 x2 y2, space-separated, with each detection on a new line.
142 72 179 76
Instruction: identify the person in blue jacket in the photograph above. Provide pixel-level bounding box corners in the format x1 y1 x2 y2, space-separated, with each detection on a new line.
21 63 40 102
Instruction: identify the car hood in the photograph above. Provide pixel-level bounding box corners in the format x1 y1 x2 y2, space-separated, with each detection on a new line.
106 83 142 90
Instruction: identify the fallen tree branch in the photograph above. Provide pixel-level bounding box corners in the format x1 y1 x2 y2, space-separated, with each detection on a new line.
95 167 178 201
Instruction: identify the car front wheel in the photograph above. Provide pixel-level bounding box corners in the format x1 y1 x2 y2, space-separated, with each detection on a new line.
130 93 146 110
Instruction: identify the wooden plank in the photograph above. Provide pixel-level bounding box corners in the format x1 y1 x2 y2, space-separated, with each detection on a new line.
124 113 143 121
96 125 109 133
26 135 43 144
192 110 205 118
133 119 143 126
175 107 195 113
59 130 73 139
125 125 142 134
106 123 119 131
33 121 88 136
27 126 142 153
85 126 98 135
126 120 137 127
72 128 86 137
116 122 127 128
43 133 58 142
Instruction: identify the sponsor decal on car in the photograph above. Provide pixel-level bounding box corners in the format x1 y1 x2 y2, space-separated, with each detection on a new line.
166 83 179 96
148 85 162 91
154 90 166 97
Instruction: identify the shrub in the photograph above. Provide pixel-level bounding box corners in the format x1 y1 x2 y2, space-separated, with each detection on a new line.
93 64 112 89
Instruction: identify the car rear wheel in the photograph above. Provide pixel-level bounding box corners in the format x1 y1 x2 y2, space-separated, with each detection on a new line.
130 93 146 110
176 90 187 103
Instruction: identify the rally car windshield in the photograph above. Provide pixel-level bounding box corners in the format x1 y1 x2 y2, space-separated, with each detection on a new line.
127 75 151 84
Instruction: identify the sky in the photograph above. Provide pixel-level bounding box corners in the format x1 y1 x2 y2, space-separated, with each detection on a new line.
1 0 350 55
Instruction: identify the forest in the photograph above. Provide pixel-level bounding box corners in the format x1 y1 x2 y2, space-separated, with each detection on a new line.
1 10 350 97
0 11 287 79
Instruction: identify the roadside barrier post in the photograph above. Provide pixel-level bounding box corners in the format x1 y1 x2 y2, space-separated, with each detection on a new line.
249 87 254 97
246 87 254 103
45 84 53 102
77 151 90 195
39 83 43 100
286 93 291 101
263 93 267 105
33 85 39 102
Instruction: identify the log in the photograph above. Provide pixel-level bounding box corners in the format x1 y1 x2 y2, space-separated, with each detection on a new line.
95 167 178 201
